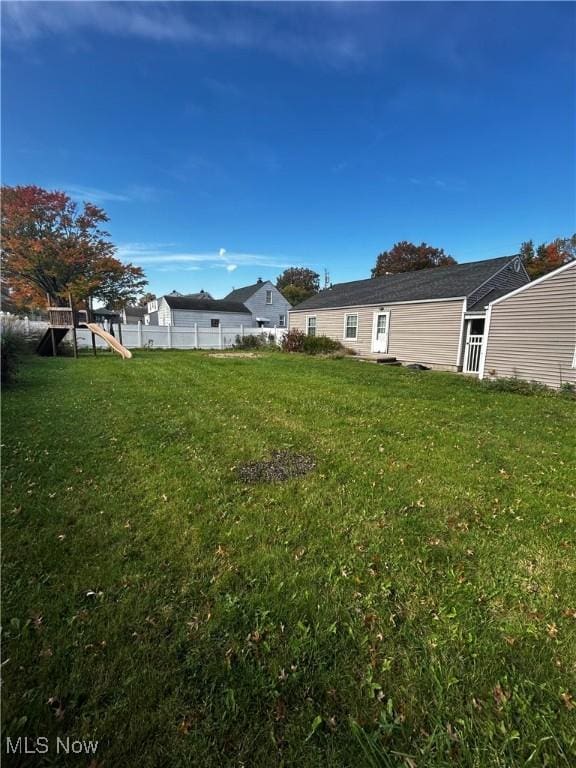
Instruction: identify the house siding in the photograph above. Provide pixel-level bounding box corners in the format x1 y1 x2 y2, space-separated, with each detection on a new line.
243 282 292 327
158 298 172 326
481 264 576 389
171 309 251 328
467 258 529 310
289 298 465 369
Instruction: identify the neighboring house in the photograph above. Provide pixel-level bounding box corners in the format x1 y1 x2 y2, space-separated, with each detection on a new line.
153 294 251 328
479 260 576 389
121 306 146 324
289 256 530 371
224 278 291 328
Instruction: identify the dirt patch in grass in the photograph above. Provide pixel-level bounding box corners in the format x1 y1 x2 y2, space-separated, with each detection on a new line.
211 352 262 359
235 450 316 483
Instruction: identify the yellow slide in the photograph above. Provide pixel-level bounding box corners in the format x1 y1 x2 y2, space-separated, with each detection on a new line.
86 323 132 359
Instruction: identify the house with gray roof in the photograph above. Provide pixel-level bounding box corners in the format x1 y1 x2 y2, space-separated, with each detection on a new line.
148 280 291 329
289 256 530 371
151 293 252 329
224 278 291 328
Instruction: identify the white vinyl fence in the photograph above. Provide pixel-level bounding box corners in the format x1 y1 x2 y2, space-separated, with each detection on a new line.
5 316 287 351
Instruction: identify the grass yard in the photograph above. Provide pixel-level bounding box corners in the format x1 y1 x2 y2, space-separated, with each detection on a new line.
2 351 575 767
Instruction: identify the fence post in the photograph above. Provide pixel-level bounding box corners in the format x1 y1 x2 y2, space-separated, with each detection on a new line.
24 316 30 335
167 324 172 349
194 323 198 349
137 320 143 348
219 324 223 349
240 323 244 339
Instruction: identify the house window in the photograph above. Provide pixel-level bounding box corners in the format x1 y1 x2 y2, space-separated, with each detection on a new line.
266 290 273 305
211 319 220 328
278 314 286 327
307 316 317 336
344 313 358 340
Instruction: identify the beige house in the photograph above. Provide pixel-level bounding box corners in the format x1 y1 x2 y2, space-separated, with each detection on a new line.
479 260 576 389
289 256 530 371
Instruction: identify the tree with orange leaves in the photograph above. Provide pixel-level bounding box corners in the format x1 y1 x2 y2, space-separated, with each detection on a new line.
1 185 147 311
520 235 575 279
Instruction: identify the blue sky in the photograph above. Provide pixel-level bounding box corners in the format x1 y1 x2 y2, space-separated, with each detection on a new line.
2 1 575 298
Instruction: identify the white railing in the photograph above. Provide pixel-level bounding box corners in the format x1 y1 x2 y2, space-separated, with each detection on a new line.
464 334 484 373
8 317 287 351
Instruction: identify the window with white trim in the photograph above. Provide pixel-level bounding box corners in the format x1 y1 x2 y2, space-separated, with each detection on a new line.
344 313 358 340
278 314 286 327
265 290 273 305
211 318 220 328
307 316 317 336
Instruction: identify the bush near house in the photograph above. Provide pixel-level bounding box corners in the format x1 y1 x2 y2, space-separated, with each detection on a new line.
234 332 275 350
281 328 343 355
2 352 575 768
479 376 576 398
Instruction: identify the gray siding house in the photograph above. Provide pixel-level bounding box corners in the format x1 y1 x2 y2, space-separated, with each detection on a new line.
225 279 291 328
479 260 576 389
289 256 530 371
153 294 251 328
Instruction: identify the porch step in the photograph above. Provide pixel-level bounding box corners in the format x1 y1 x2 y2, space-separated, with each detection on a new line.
354 354 399 365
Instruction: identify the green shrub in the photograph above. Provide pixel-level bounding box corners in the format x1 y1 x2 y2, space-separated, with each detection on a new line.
234 332 275 350
280 328 306 352
560 382 576 399
302 334 343 355
281 329 343 355
1 318 31 386
480 377 555 397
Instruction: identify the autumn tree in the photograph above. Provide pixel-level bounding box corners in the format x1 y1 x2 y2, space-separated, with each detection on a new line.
138 292 156 307
371 241 456 277
1 185 147 310
520 235 576 279
276 267 320 306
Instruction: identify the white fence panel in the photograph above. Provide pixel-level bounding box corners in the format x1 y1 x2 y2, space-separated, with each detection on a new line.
6 315 287 351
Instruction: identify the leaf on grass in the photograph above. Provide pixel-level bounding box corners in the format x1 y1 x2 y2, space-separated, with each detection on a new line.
47 696 65 720
178 715 194 735
305 715 323 741
493 684 510 709
560 692 574 710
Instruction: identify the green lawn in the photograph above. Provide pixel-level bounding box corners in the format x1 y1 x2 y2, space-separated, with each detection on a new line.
2 351 575 767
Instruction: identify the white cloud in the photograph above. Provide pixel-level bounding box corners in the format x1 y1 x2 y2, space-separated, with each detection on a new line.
64 184 131 203
59 184 158 204
1 2 367 67
116 243 292 270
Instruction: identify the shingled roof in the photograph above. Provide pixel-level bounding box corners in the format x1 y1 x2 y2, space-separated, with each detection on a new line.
224 279 269 303
292 256 519 311
163 295 251 313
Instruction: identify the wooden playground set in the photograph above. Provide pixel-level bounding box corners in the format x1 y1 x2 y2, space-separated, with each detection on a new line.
38 295 132 359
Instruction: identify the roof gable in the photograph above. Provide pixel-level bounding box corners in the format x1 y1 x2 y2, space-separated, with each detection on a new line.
292 256 520 311
224 280 273 303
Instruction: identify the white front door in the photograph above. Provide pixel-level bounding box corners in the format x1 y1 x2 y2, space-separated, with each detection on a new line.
372 312 390 353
